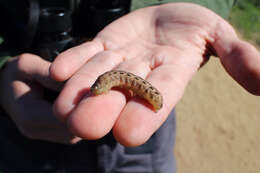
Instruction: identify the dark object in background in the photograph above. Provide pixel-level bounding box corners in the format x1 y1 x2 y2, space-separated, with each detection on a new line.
0 0 131 61
0 0 40 53
73 0 131 38
0 0 131 101
32 7 74 61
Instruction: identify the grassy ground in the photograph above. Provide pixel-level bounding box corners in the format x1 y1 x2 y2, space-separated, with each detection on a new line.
175 1 260 173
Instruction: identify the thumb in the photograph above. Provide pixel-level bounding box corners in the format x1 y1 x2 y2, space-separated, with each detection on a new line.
211 22 260 95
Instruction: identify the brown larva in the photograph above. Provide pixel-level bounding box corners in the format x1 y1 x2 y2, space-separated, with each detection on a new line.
91 70 163 112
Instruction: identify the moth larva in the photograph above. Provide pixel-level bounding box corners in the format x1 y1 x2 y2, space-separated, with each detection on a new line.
91 70 163 112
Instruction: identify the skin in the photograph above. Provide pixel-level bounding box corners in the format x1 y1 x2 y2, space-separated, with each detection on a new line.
0 3 260 146
0 54 81 143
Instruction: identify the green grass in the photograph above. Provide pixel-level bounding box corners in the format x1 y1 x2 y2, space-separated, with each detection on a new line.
229 0 260 45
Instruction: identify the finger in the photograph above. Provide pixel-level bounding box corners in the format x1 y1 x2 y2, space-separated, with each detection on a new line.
4 78 80 144
113 54 198 146
211 21 260 95
50 39 104 81
17 53 63 91
54 50 125 122
67 57 152 140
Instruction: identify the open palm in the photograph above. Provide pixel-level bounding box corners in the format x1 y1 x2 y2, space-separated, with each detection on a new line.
51 3 260 146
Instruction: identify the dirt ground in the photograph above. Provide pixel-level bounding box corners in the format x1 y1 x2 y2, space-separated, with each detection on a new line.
175 57 260 173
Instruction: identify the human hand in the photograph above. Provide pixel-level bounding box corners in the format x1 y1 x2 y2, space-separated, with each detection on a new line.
50 3 260 146
0 54 81 144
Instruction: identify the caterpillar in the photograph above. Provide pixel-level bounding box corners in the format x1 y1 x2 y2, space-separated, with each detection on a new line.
91 70 163 112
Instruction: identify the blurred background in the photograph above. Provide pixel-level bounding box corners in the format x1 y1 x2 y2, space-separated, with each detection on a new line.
175 0 260 172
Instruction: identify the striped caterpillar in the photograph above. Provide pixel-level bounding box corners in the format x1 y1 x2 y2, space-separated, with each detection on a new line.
91 70 163 112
